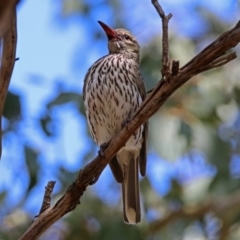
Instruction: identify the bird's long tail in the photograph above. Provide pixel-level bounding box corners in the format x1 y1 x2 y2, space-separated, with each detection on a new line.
119 151 140 224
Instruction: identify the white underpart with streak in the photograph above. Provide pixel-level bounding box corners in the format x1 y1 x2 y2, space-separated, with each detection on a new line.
84 54 144 158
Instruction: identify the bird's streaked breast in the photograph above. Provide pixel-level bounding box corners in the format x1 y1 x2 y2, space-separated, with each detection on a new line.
84 54 143 148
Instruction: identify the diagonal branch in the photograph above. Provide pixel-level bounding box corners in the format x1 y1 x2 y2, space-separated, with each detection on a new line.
19 1 240 239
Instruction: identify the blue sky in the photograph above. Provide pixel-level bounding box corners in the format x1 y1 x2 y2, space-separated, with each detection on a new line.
0 0 238 216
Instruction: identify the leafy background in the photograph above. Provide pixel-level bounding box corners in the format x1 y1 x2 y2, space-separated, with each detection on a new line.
1 0 240 239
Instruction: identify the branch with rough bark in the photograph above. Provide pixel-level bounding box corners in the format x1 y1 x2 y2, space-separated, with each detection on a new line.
38 181 56 215
19 0 240 239
0 7 17 157
0 0 18 39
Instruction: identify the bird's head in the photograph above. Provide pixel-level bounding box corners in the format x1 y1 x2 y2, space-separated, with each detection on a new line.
98 21 140 62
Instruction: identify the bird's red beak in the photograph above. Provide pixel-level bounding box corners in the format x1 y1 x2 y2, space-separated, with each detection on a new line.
98 21 120 40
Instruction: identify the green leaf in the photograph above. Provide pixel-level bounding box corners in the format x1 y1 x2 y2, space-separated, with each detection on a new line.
164 179 183 203
208 134 233 194
0 190 6 204
234 88 240 106
40 115 52 137
179 120 192 147
3 91 21 121
25 146 39 192
47 92 81 109
46 91 86 116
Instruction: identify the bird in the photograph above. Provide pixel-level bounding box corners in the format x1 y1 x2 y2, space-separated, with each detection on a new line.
83 21 148 224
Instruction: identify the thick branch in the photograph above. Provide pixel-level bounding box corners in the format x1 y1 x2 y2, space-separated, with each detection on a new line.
0 8 17 157
19 1 240 239
0 0 18 38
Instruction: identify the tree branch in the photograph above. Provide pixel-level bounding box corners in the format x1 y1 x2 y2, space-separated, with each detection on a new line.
0 0 19 39
19 1 240 239
151 0 173 78
38 181 56 215
148 189 240 234
0 7 17 157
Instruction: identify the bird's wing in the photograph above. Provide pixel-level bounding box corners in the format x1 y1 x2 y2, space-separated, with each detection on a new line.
139 121 148 176
135 69 148 177
109 157 124 183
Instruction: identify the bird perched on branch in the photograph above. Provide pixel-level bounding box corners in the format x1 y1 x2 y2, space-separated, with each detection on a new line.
83 21 148 224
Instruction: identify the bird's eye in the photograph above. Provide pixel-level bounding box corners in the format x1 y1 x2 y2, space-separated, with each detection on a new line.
124 34 131 40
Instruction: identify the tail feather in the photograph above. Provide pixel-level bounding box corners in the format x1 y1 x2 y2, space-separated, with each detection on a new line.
121 153 141 224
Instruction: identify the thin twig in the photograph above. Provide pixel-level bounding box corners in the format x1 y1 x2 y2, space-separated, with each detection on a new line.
39 181 56 214
151 0 165 18
151 0 172 79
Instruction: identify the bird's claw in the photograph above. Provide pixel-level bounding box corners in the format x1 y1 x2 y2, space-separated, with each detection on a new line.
98 142 109 157
121 109 134 129
89 166 105 185
121 118 131 129
89 176 99 185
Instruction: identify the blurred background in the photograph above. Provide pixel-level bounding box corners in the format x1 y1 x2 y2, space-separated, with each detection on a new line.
0 0 240 239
